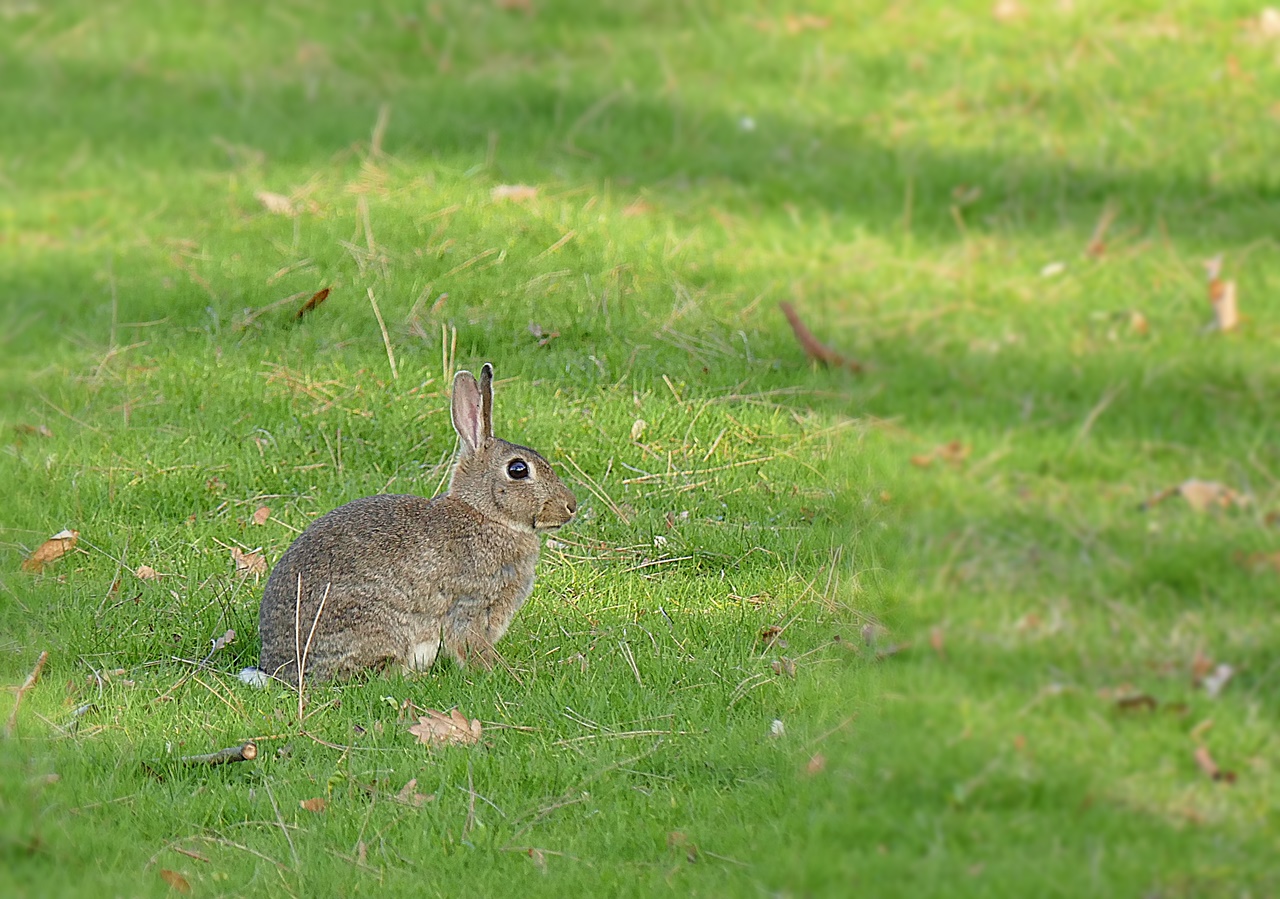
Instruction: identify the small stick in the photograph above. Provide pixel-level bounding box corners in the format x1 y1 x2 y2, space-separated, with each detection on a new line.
5 651 49 737
158 741 257 769
779 302 863 373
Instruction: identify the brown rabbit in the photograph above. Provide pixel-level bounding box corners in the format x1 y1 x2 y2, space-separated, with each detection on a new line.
239 364 576 687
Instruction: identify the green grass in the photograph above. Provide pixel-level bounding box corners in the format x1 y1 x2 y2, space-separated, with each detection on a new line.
2 0 1278 895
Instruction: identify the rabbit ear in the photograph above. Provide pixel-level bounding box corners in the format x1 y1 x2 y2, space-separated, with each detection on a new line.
479 363 494 442
451 369 485 453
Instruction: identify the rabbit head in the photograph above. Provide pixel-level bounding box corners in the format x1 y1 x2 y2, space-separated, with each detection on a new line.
447 364 577 533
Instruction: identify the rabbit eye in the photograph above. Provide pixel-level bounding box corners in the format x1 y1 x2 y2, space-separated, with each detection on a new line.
507 459 530 479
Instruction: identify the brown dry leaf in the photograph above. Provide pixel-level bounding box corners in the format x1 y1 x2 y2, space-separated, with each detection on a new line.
759 625 787 648
771 657 797 678
527 847 547 868
1116 693 1158 712
1178 479 1245 512
1209 278 1239 332
1235 549 1280 573
1260 7 1280 38
805 753 827 775
22 529 79 573
296 287 330 320
256 191 296 216
15 423 53 438
1193 745 1236 783
395 777 435 807
299 796 328 813
491 184 538 202
1129 310 1149 336
1191 650 1215 683
136 565 159 580
993 0 1024 21
159 869 191 894
929 626 946 657
231 547 267 577
911 441 971 469
408 708 483 747
252 505 271 526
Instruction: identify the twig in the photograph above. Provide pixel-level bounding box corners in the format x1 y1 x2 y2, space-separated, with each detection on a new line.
368 288 398 380
5 650 49 737
779 302 863 373
176 742 258 766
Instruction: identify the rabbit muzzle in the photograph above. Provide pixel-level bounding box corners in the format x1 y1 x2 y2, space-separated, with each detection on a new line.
534 490 577 531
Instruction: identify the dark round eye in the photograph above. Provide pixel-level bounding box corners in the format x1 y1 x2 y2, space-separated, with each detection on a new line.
507 459 530 479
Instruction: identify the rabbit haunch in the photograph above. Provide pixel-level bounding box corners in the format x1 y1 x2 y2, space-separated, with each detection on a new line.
239 364 576 686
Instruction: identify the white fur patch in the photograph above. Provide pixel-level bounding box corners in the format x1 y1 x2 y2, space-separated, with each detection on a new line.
404 639 441 672
238 667 270 688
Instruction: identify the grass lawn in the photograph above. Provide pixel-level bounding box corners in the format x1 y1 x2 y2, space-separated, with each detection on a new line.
2 1 1278 895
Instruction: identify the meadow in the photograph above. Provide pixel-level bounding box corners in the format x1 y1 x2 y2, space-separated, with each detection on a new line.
1 1 1278 895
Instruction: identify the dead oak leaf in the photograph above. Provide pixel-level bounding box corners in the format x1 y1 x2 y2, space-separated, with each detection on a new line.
159 869 191 893
394 777 435 807
299 797 328 812
22 529 79 572
136 564 159 580
408 708 483 747
251 505 271 526
231 547 267 577
256 191 296 216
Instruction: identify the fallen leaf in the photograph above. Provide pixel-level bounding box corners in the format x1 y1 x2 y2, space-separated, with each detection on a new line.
993 0 1024 21
528 847 547 868
771 657 797 678
22 529 79 573
256 191 296 216
769 718 785 738
491 184 538 202
231 547 267 577
805 753 827 775
136 565 159 580
408 708 483 746
1129 310 1148 336
252 506 271 526
159 869 191 893
630 419 647 441
1209 278 1239 332
1193 745 1236 783
1235 549 1280 573
1260 7 1280 38
296 287 330 320
622 198 652 217
395 777 435 807
1179 479 1244 512
911 441 971 469
15 423 53 438
929 626 946 657
759 625 787 648
1116 693 1158 712
299 797 328 812
1191 650 1215 683
1202 663 1234 699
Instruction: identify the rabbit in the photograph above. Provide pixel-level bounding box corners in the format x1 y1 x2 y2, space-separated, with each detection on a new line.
239 363 577 687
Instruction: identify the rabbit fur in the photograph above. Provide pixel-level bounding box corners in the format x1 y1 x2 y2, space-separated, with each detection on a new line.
240 364 576 687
